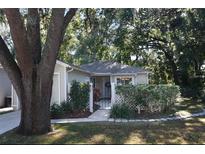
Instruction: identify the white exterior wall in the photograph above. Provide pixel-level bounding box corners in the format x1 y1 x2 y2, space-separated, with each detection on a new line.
51 63 67 104
12 62 68 109
11 87 20 110
11 63 91 110
67 70 90 94
0 69 11 107
135 73 149 84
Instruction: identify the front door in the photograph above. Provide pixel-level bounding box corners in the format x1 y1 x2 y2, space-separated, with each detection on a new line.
103 77 111 99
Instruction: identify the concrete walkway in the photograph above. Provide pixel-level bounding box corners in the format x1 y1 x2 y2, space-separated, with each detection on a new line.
52 109 205 124
0 107 14 114
0 111 20 135
1 109 205 135
52 109 110 124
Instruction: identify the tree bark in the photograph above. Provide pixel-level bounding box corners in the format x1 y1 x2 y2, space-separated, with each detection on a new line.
163 50 180 85
0 8 77 135
18 73 53 135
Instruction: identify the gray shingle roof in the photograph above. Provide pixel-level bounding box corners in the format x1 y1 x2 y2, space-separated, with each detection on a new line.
80 61 149 74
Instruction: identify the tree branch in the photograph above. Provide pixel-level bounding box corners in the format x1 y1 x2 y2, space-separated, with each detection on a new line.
0 36 23 97
40 8 65 78
27 8 41 64
3 8 33 71
60 8 78 44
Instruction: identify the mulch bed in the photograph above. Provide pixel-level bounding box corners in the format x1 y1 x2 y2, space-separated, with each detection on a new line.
51 110 92 119
51 104 100 119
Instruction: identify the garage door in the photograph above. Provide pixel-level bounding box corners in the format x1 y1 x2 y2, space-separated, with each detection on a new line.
51 73 60 105
0 69 11 107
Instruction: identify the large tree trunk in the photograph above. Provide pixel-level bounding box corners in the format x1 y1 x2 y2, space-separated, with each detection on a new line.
0 8 77 135
163 50 180 85
17 70 53 135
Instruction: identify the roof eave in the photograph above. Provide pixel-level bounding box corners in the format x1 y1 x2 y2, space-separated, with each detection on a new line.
68 66 91 74
90 71 150 76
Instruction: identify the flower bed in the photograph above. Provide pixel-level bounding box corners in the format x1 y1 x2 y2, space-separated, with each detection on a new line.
50 102 100 119
50 80 100 119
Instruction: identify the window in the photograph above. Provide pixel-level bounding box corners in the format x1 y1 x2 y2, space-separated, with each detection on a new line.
116 77 133 85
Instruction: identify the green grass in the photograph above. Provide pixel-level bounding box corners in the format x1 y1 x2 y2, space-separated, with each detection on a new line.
1 116 205 144
172 98 205 113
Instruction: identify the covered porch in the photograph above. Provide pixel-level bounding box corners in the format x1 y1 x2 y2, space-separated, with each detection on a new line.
92 76 112 100
90 75 136 109
91 75 114 109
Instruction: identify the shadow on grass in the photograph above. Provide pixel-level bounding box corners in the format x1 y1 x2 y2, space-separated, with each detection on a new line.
1 116 205 144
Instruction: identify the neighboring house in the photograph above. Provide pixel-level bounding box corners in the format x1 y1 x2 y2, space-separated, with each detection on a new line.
0 65 11 108
0 60 150 110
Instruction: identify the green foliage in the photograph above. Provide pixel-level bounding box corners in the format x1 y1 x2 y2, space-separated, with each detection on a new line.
56 8 205 99
50 104 64 118
70 80 90 110
50 100 73 118
111 84 180 119
110 103 134 119
116 84 180 107
51 81 90 118
61 101 73 113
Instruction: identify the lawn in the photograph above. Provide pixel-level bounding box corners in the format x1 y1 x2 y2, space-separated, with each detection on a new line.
0 116 205 144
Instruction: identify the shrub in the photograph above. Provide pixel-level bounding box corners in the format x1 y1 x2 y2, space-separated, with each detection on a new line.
112 84 180 118
110 103 134 119
70 80 90 110
61 100 73 113
51 81 90 118
50 104 64 117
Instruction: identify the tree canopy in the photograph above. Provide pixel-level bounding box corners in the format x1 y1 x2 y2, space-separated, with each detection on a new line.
58 8 205 98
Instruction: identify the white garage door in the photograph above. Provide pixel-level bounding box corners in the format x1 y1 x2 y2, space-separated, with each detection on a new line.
0 69 11 107
51 73 60 105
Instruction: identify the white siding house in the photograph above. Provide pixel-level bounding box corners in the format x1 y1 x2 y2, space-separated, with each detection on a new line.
11 60 91 110
0 60 150 111
81 61 150 100
0 68 11 107
67 70 90 94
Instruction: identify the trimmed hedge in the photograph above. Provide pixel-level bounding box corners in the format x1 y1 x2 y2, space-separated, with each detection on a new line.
110 84 180 119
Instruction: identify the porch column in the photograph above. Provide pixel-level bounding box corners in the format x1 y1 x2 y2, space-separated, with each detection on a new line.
111 82 115 106
89 82 93 113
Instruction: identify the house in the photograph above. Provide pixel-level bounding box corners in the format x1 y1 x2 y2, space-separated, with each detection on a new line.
0 65 11 108
1 60 150 111
80 61 149 99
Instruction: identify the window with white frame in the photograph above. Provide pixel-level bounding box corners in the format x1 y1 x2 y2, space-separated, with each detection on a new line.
116 77 133 85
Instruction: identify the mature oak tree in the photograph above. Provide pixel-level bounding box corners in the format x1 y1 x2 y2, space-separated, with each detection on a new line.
0 8 77 135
